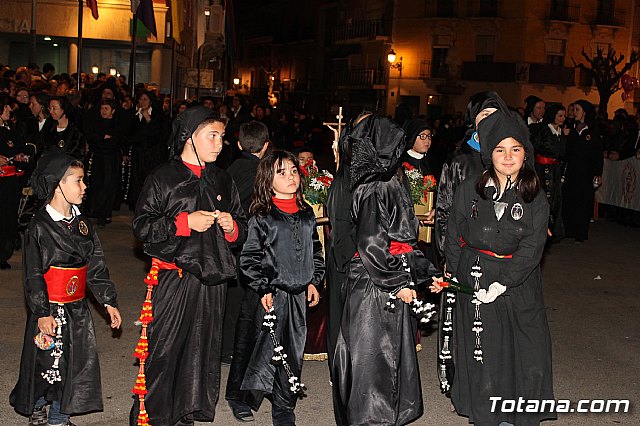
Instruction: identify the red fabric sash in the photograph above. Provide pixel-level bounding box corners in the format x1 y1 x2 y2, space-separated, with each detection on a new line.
0 165 23 177
535 154 560 165
459 237 513 259
151 257 181 271
44 265 87 303
354 240 413 257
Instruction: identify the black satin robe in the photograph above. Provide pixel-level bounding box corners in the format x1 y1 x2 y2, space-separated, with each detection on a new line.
333 175 436 426
562 126 603 241
10 209 118 417
235 207 325 410
531 123 567 239
435 142 484 259
131 160 247 425
0 124 26 263
42 124 86 160
445 179 555 425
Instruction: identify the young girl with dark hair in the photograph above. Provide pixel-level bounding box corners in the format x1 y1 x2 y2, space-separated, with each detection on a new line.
432 110 555 426
228 150 324 426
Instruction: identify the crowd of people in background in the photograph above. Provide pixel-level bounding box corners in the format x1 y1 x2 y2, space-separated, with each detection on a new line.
1 61 639 270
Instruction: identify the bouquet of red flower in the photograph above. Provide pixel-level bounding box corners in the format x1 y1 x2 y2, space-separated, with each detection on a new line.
300 160 334 205
402 162 437 205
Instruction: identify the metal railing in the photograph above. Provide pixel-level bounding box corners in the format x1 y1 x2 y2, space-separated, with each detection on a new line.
467 0 501 18
587 8 626 27
420 60 448 79
546 2 580 22
329 19 387 43
424 0 457 18
334 68 386 87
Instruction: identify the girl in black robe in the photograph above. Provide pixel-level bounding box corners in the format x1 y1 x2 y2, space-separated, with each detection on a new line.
43 96 85 160
433 110 555 425
332 115 437 426
229 150 324 426
530 104 568 241
10 153 121 425
562 99 603 242
131 107 247 426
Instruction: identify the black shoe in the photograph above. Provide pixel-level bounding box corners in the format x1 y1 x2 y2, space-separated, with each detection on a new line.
0 261 11 270
229 400 254 422
28 405 47 426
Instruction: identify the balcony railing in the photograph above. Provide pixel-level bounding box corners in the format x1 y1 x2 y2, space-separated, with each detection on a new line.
529 64 575 86
334 68 386 87
329 19 388 43
424 0 458 18
420 60 448 79
467 0 501 18
587 8 626 26
546 2 580 22
460 62 575 85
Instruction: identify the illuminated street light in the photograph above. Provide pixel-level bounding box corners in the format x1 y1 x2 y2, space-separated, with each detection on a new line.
110 68 117 76
233 78 240 85
387 49 397 64
387 49 403 106
204 9 211 16
91 65 99 74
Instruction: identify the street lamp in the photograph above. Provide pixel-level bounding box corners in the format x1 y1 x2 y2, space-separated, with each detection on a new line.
387 49 403 105
91 65 99 74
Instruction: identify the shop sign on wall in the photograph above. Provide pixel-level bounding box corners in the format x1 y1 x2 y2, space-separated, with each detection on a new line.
0 19 29 33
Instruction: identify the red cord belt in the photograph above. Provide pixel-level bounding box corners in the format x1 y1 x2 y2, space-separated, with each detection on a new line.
535 154 560 165
459 237 513 259
354 241 413 257
0 165 24 177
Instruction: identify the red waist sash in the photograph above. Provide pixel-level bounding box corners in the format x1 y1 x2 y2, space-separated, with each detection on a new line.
0 165 24 177
459 237 513 259
535 154 560 165
44 265 87 303
354 241 413 258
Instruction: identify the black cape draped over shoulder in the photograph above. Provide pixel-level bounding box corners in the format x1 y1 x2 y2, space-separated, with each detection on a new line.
11 209 118 417
445 178 555 425
333 175 436 426
131 159 247 425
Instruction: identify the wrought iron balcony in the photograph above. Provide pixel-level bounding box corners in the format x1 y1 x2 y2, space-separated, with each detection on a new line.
420 60 448 79
424 0 458 18
587 8 626 27
546 2 580 22
329 19 388 43
334 68 386 88
467 0 501 18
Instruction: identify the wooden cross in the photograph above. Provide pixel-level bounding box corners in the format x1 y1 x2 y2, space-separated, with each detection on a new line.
323 106 344 168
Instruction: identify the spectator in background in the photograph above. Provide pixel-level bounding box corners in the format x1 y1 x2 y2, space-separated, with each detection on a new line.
42 63 55 82
524 95 545 125
562 99 603 242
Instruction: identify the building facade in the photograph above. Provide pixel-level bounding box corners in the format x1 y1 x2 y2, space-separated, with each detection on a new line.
390 0 640 118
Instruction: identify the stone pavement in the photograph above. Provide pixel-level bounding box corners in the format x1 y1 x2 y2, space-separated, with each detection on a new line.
1 214 638 425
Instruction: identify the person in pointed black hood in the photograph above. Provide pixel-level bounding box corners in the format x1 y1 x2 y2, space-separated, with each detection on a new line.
432 109 555 426
331 114 437 426
130 106 248 425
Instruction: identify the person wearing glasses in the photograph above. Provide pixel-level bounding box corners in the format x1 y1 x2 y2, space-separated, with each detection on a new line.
401 118 433 176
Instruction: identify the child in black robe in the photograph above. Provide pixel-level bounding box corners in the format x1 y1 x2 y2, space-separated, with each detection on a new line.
230 150 324 426
131 106 247 425
10 153 121 426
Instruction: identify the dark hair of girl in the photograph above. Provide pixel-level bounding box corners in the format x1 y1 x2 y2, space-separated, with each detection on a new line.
249 150 309 217
475 160 541 203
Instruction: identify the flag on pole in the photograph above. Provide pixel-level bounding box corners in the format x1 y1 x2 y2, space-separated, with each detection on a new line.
131 0 157 37
86 0 99 20
171 0 184 44
196 0 205 48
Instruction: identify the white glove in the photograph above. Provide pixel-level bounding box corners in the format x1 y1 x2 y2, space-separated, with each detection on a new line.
474 282 507 304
